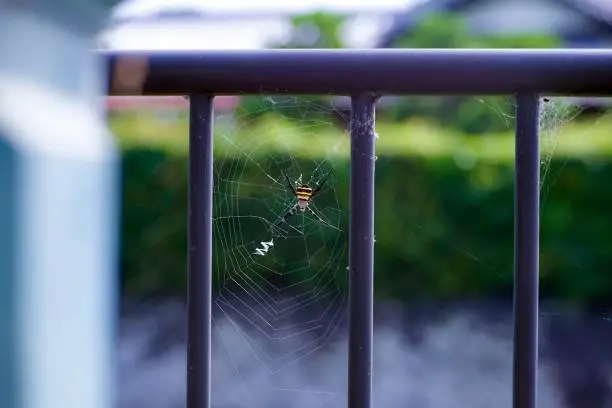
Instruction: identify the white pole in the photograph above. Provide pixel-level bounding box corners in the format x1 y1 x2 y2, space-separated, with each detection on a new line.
0 5 118 408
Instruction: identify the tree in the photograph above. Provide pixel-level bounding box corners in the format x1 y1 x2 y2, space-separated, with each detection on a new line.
273 11 347 49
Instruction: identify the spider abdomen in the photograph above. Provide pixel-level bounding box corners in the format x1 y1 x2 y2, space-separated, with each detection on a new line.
296 185 313 201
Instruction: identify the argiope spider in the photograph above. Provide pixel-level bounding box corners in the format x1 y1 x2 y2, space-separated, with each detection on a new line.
271 169 341 234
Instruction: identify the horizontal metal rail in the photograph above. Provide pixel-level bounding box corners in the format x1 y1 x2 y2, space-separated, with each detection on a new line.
103 48 612 96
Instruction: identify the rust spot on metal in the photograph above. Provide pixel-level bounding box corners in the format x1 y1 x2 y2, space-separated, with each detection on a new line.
111 56 149 95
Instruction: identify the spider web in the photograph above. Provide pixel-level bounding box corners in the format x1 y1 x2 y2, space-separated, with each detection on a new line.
367 95 594 297
470 97 612 325
436 96 612 315
468 96 587 282
538 97 583 208
211 95 349 408
207 92 611 408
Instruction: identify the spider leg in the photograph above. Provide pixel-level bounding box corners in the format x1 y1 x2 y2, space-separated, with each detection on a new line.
271 203 300 234
311 169 333 198
307 205 341 232
281 169 297 196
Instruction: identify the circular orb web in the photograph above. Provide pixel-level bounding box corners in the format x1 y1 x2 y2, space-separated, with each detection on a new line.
211 96 349 408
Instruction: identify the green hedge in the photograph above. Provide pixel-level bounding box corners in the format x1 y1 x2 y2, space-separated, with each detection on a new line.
113 113 612 306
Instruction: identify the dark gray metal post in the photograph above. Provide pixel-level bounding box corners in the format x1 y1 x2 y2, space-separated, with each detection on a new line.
348 93 376 408
187 94 214 408
513 93 540 408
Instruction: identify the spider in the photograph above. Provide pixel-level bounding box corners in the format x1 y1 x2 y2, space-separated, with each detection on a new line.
271 169 341 234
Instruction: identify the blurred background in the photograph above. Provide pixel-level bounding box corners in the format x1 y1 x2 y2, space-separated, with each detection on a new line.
106 1 612 407
6 0 612 407
109 0 612 408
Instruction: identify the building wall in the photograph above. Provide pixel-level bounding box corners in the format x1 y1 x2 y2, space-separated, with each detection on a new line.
461 0 611 42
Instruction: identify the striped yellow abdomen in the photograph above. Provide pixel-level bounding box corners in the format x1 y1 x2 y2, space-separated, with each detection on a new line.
296 186 312 201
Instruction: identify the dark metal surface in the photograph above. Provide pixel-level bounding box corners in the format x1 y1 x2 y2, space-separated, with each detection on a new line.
512 93 540 408
103 49 612 96
348 93 376 408
187 94 214 408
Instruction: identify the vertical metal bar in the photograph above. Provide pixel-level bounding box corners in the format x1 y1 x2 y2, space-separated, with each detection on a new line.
513 93 540 408
187 94 214 408
348 93 376 408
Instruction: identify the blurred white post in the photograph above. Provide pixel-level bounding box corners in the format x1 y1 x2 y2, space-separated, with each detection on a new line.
0 5 117 408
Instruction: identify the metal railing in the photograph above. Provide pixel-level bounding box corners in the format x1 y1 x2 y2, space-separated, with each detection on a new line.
104 48 612 408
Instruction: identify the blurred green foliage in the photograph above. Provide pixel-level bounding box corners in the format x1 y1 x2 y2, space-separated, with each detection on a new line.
271 11 347 49
384 13 562 133
390 13 561 49
113 111 612 307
